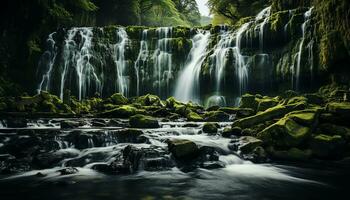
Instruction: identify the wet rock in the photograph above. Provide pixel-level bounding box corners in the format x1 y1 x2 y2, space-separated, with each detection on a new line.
99 105 140 118
258 116 311 148
168 139 199 159
61 120 80 129
201 161 225 169
115 129 145 143
91 119 107 127
3 135 41 158
318 123 350 140
58 167 79 175
304 93 324 105
285 109 319 127
222 126 242 138
0 156 32 174
110 93 128 105
33 149 80 168
218 107 255 117
66 131 95 149
267 147 312 161
183 123 200 128
239 94 258 111
129 114 159 128
6 118 27 128
233 102 306 128
311 134 346 158
238 136 263 154
202 122 219 134
186 111 203 122
257 98 279 112
205 111 230 122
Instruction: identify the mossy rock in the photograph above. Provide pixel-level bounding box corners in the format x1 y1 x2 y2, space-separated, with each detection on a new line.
115 129 144 143
222 126 242 138
202 122 219 134
134 94 163 107
99 105 139 118
267 147 312 161
257 98 279 112
258 116 311 148
233 102 306 128
285 109 319 127
304 93 324 105
239 94 258 111
129 114 159 128
205 111 230 122
318 123 350 141
110 93 128 105
218 107 255 117
239 136 263 154
186 111 203 122
326 102 350 115
166 96 183 109
311 134 346 158
167 139 198 159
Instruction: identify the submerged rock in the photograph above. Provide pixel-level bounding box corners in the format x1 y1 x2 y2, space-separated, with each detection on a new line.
129 114 159 128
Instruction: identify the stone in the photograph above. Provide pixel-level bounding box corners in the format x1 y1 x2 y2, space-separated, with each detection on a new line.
232 102 306 128
58 167 79 175
129 114 159 128
202 122 219 134
61 120 80 129
110 93 128 105
6 118 28 128
201 161 225 169
311 134 346 158
115 129 144 143
326 102 350 116
168 139 198 159
318 123 350 140
238 136 263 153
268 147 312 161
258 117 311 148
186 111 203 122
304 93 324 105
285 109 319 127
99 105 139 118
205 111 230 122
257 98 279 112
239 94 258 111
221 126 242 138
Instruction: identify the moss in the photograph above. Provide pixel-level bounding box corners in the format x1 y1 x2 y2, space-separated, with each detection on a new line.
110 93 128 105
311 134 346 158
258 116 311 148
202 122 219 134
186 111 203 122
285 109 319 126
326 102 350 114
129 114 159 128
167 139 198 159
257 98 279 112
134 94 163 107
205 111 230 122
239 94 258 111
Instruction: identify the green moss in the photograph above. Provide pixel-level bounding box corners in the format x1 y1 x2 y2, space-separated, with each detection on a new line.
187 111 203 122
110 93 128 105
202 122 219 134
129 114 159 128
239 94 258 111
205 111 230 122
168 139 198 159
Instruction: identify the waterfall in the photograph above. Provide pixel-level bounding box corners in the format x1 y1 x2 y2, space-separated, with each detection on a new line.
295 7 313 90
152 27 173 97
37 32 57 94
113 28 129 97
174 30 211 103
134 30 149 96
255 6 271 51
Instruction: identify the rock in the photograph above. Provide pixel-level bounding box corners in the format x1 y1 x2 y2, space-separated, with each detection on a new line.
221 126 242 138
267 147 312 161
206 106 220 111
257 98 279 112
168 139 199 159
115 129 144 143
283 90 298 98
258 116 311 148
60 120 80 129
239 94 258 111
6 118 28 128
232 102 306 128
166 96 182 109
66 131 94 149
186 111 203 122
311 134 346 158
201 161 225 169
110 93 128 105
205 111 230 122
238 136 263 153
33 149 80 168
99 105 141 118
135 94 163 107
202 122 219 134
91 119 107 127
304 93 324 105
129 114 159 128
318 123 350 140
183 123 200 128
218 107 255 117
326 102 350 116
285 109 319 127
58 167 79 175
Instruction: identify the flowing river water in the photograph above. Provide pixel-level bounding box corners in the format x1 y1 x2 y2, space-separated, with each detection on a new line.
0 118 348 200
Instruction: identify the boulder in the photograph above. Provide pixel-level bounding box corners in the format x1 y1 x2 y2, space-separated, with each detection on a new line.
218 107 255 117
238 136 263 153
115 129 144 143
256 98 279 112
186 111 203 122
318 123 350 141
110 93 128 105
202 122 219 134
205 111 230 122
221 126 242 138
60 120 80 129
168 139 199 159
326 102 350 116
267 147 312 161
135 94 163 107
285 109 319 127
6 118 28 128
129 114 159 128
258 116 311 148
239 94 258 111
232 102 306 128
99 105 140 118
311 134 346 158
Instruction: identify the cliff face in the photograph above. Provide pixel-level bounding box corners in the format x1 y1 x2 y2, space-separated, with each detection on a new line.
1 0 350 105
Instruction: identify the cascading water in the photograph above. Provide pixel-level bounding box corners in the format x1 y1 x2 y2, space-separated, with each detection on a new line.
295 7 314 90
152 27 173 97
113 28 129 97
255 6 271 51
37 32 57 94
174 30 210 103
134 30 149 96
